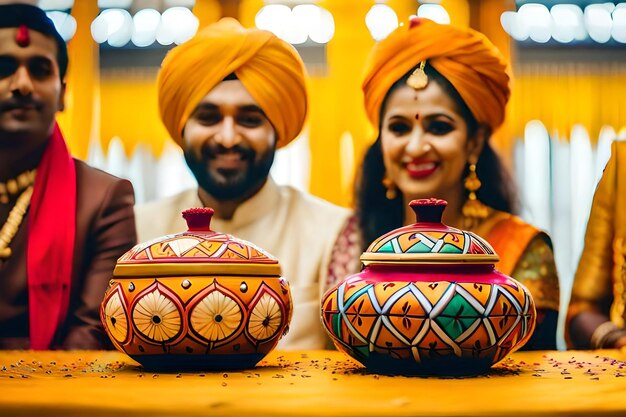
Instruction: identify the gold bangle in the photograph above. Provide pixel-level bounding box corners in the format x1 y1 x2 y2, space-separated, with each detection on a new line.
590 321 620 349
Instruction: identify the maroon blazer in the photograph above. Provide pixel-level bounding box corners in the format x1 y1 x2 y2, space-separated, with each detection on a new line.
0 160 137 349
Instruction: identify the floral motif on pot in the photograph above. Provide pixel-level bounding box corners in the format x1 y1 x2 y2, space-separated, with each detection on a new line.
100 208 292 371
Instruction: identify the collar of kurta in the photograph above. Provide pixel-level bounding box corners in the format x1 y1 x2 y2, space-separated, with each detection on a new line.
198 177 281 233
27 122 76 349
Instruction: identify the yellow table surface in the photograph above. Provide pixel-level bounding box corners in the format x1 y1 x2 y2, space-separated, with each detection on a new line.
2 349 626 416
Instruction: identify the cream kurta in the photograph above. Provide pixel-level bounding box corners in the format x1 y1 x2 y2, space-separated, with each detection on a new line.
135 179 352 349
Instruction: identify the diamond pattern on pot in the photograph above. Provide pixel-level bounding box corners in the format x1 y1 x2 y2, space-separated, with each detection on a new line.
434 292 482 341
325 278 534 364
370 231 492 255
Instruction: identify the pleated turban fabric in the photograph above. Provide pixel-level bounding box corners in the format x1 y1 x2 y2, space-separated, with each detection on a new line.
362 18 510 132
158 18 308 148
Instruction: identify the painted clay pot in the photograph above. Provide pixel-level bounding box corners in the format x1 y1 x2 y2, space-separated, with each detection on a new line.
100 208 292 371
321 199 536 376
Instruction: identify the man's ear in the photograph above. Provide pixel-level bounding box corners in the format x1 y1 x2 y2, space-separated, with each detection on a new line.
467 124 490 163
58 82 66 112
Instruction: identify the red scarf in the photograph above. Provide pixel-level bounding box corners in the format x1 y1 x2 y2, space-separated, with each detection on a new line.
27 122 76 350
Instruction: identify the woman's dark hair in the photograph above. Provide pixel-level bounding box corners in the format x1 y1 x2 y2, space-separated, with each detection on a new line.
355 64 518 250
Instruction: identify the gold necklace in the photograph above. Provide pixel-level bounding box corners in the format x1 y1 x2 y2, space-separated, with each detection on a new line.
0 169 36 204
0 185 34 259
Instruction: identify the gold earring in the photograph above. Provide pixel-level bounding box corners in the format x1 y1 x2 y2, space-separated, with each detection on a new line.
462 163 488 227
382 174 397 200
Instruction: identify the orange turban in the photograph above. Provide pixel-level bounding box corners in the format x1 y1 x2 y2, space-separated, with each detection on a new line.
158 18 307 148
362 18 510 132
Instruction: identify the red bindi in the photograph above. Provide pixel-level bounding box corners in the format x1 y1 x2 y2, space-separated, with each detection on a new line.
415 113 420 120
16 24 30 47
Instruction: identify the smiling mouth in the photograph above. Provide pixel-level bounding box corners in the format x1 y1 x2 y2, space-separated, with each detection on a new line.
211 152 248 170
405 161 438 178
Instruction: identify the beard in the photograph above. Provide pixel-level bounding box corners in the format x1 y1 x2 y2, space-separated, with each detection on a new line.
184 141 275 201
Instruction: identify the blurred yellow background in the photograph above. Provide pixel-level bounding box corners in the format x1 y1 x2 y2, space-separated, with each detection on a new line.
57 0 626 208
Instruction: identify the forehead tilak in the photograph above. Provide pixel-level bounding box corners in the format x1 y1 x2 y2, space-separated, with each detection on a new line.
16 24 30 47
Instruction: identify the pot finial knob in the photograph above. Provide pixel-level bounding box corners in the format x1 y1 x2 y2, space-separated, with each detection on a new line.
409 198 447 223
182 208 215 231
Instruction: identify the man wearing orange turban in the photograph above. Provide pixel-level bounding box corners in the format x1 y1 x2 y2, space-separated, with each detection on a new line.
136 18 352 349
354 18 559 350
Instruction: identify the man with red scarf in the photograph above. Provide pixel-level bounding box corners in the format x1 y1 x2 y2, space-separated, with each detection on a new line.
0 3 136 350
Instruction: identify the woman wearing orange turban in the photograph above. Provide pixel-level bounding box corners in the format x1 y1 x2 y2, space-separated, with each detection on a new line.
352 18 559 350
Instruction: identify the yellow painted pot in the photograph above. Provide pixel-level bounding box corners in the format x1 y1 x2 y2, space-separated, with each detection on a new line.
101 208 292 371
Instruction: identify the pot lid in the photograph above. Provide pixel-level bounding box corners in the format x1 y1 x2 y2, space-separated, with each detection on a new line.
114 208 281 277
360 198 499 265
